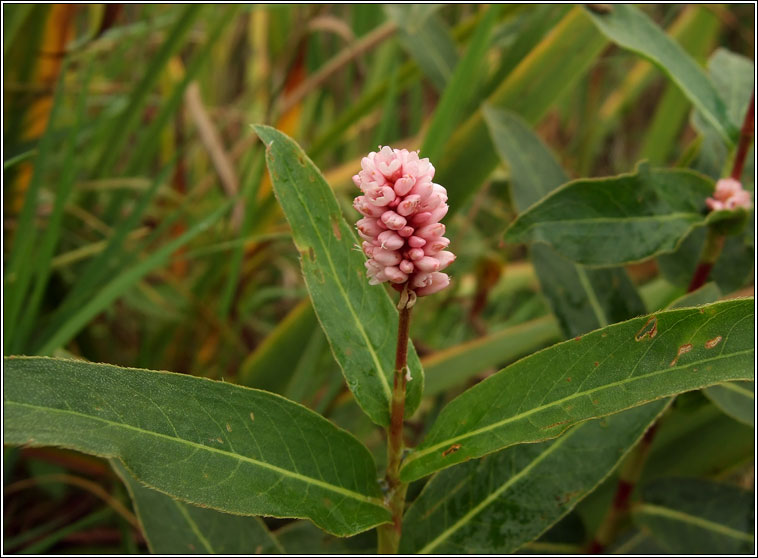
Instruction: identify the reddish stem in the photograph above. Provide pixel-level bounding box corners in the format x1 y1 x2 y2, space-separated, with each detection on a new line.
688 89 754 293
379 301 412 553
731 89 755 181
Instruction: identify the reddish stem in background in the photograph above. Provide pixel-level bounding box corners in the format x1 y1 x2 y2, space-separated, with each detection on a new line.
688 88 754 293
731 89 755 181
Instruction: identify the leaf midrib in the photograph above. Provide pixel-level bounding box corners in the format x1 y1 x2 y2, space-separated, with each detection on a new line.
418 428 575 553
512 211 701 236
403 349 753 470
6 400 386 508
713 381 754 399
173 500 215 553
276 146 393 405
636 503 754 542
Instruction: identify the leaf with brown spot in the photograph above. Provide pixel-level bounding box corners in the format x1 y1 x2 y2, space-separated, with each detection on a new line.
401 299 754 482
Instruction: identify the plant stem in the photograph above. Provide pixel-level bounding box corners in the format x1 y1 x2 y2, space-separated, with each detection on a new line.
687 225 725 293
378 291 413 554
587 423 659 553
730 88 754 181
689 87 754 293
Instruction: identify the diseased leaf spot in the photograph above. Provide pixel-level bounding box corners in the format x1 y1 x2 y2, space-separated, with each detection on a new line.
669 343 693 367
226 423 232 432
705 335 722 349
634 316 658 341
442 444 462 457
216 437 224 444
542 419 571 430
249 411 255 422
593 361 599 367
308 246 316 262
566 377 571 382
574 336 582 341
332 218 342 240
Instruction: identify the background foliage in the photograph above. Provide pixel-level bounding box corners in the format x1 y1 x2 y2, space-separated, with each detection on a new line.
3 4 754 554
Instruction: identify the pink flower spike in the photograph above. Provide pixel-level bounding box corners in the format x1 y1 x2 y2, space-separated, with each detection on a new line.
352 146 453 297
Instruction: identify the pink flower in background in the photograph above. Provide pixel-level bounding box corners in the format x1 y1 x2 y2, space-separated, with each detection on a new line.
353 146 454 297
706 177 753 211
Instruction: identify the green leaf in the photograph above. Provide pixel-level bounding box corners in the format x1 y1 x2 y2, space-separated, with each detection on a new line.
584 4 736 145
276 520 375 554
668 281 721 309
252 125 424 427
703 381 754 427
633 478 754 554
238 298 319 391
384 7 458 91
421 5 500 162
4 357 391 536
437 6 608 212
505 163 715 266
422 315 561 397
641 393 754 482
112 459 283 554
400 298 754 481
400 401 668 554
484 107 645 336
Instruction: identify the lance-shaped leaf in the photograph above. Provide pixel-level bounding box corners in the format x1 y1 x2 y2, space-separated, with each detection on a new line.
400 298 754 481
703 381 754 427
505 163 716 266
252 125 424 426
111 460 283 554
437 6 608 212
633 478 754 554
4 357 391 536
400 401 668 554
484 106 645 337
584 4 736 145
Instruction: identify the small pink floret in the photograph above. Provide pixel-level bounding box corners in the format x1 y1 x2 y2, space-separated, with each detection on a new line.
706 178 752 211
